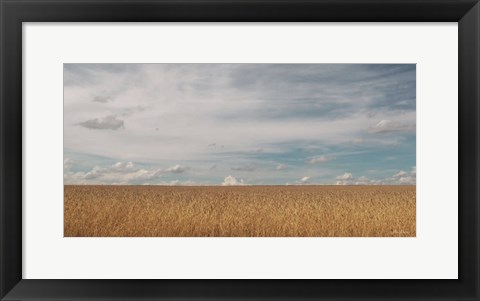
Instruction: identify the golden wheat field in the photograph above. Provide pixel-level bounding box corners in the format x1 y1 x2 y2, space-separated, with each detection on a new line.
64 185 415 237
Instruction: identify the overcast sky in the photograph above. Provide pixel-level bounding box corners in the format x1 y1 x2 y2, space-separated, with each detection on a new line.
64 64 416 185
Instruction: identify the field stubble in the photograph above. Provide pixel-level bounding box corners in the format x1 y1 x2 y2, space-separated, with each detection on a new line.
64 185 415 237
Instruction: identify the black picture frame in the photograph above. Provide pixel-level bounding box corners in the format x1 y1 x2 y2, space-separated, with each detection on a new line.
1 0 479 300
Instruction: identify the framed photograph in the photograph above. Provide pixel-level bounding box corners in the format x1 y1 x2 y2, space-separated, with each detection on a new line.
1 0 479 300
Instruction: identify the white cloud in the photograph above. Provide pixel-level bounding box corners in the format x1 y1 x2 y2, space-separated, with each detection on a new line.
165 164 188 173
336 173 353 180
287 176 311 185
141 180 198 186
393 170 408 178
285 176 314 185
306 155 335 164
334 166 416 186
111 161 134 171
372 172 414 185
276 163 287 170
335 172 355 185
162 180 195 186
391 168 416 184
122 168 162 182
299 176 311 183
398 176 416 184
369 119 415 134
64 158 74 171
64 161 164 184
84 166 103 179
221 175 245 186
354 176 371 185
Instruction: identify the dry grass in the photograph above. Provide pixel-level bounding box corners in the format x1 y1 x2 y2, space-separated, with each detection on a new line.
64 185 415 237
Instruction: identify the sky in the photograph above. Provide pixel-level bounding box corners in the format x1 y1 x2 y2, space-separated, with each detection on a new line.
64 64 416 185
